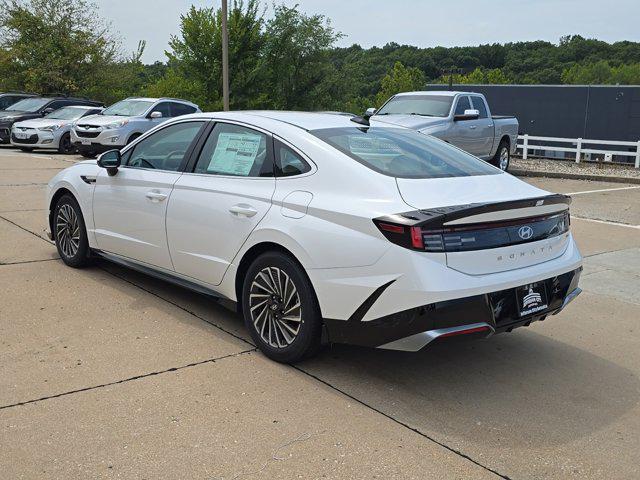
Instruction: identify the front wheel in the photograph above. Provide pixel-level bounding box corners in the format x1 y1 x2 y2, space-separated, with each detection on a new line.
57 132 76 154
53 194 91 268
242 252 323 363
492 140 510 171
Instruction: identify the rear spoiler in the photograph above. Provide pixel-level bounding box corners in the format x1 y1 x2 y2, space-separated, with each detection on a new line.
377 194 572 228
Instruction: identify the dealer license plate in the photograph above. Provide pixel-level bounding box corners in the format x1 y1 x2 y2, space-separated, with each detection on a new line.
516 282 549 317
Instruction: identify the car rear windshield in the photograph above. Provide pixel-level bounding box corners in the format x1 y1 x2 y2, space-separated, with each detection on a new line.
102 99 154 117
376 95 453 117
310 127 500 179
7 97 50 112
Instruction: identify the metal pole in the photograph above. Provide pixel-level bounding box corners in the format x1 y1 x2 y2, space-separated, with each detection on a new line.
221 0 230 111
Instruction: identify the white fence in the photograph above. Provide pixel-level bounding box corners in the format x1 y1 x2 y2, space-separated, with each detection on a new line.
516 135 640 168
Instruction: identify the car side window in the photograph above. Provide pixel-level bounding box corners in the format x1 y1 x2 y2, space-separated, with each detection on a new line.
275 141 311 177
126 121 204 172
454 96 471 116
0 96 13 109
470 96 488 119
151 102 171 118
193 122 273 177
171 103 197 117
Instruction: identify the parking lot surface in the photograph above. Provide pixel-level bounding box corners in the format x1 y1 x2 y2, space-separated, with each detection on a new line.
1 148 639 479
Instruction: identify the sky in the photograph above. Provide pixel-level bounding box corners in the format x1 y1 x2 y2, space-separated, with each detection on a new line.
96 0 640 63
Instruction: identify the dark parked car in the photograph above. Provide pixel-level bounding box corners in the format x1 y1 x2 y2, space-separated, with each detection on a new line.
0 95 103 145
0 92 36 112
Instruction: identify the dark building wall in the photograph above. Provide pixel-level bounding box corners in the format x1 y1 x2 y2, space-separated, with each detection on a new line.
424 84 640 143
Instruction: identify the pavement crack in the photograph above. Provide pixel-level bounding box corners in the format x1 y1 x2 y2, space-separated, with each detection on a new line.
0 349 256 411
292 365 512 480
0 258 58 266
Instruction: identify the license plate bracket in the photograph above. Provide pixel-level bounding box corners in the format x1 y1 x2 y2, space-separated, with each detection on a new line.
516 282 549 317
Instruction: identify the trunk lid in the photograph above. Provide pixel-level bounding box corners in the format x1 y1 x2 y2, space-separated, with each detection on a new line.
395 174 571 275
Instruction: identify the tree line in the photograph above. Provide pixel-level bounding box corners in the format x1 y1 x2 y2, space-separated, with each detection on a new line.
2 0 640 113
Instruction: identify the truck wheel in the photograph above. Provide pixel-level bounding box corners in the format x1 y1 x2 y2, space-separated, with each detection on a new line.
492 140 510 171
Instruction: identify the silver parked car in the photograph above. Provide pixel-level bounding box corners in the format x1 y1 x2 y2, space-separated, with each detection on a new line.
10 105 104 153
71 97 201 158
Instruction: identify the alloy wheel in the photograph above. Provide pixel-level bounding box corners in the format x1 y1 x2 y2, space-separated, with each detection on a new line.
249 267 302 348
56 204 80 258
499 147 509 170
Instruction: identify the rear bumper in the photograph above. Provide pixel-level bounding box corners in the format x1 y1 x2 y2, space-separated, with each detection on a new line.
324 267 582 351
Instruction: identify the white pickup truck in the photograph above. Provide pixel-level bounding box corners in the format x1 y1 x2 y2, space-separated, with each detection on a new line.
368 91 519 171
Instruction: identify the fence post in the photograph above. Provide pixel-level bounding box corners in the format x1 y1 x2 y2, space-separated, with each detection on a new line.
575 138 582 163
636 141 640 169
522 134 528 160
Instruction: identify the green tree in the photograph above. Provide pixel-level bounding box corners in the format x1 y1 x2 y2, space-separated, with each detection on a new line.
261 4 341 110
0 0 140 101
152 0 264 110
375 61 426 106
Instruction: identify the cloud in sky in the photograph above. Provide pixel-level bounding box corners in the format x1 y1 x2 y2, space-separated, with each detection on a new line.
95 0 640 63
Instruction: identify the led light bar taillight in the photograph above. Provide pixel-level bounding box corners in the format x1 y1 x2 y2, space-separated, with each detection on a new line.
374 211 570 253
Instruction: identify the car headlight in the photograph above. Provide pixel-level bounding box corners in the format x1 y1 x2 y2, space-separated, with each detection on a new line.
38 124 63 132
104 120 129 130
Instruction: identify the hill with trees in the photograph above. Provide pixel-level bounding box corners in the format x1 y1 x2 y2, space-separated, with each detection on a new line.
2 0 640 113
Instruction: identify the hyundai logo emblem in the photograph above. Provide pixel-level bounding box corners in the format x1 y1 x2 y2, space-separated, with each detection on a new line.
518 226 534 240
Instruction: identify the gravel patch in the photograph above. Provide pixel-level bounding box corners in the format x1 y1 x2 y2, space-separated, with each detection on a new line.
511 157 640 180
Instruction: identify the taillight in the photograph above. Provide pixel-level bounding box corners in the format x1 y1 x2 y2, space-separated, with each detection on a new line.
374 211 570 252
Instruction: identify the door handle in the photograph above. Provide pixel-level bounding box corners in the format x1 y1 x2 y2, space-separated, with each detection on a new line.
145 190 168 202
229 204 258 218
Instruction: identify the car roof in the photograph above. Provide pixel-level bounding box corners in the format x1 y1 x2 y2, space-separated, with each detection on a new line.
393 91 480 97
58 105 102 110
125 97 197 105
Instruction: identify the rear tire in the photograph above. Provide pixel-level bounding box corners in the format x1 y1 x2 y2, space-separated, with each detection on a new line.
242 252 323 363
53 194 91 268
491 139 510 171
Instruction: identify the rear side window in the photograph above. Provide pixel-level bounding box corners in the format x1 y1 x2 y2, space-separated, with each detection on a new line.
311 127 499 179
171 103 197 117
193 123 273 177
470 96 488 118
275 141 311 177
454 96 471 115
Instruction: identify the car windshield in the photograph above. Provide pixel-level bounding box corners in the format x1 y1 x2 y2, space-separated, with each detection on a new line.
46 107 91 121
6 97 50 112
102 99 154 117
311 127 500 179
376 95 453 117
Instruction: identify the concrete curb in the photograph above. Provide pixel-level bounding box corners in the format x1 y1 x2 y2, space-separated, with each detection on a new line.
510 168 640 185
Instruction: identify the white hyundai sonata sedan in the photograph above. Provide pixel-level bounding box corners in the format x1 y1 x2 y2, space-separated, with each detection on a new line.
46 111 583 362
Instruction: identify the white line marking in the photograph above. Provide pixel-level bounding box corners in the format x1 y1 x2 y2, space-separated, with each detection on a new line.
567 186 640 195
572 216 640 229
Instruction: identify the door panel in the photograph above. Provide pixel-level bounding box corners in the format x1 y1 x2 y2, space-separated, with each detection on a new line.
470 96 495 158
167 175 275 285
166 121 276 286
92 120 205 270
93 168 181 270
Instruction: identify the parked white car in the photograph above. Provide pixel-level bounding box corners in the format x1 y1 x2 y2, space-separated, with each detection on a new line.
10 105 103 153
71 97 200 158
46 112 582 362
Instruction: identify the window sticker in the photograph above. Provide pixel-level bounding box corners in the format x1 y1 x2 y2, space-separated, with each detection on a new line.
207 132 262 175
347 135 402 156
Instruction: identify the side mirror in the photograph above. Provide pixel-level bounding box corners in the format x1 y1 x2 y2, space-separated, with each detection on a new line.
454 109 480 121
42 108 54 116
97 149 121 176
149 111 163 119
365 107 377 117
